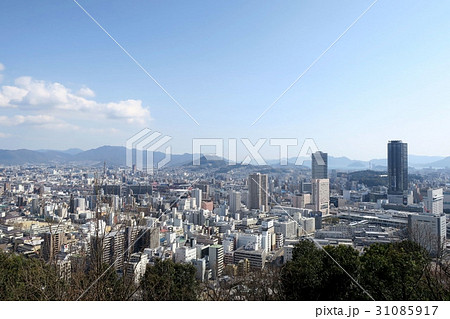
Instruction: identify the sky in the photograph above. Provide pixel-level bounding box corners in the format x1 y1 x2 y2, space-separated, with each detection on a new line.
0 0 450 161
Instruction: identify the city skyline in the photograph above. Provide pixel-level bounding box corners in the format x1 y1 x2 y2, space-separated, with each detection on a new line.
1 1 450 160
2 0 450 308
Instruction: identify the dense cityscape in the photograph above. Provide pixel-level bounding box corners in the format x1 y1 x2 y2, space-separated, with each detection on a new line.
2 1 450 311
0 140 449 300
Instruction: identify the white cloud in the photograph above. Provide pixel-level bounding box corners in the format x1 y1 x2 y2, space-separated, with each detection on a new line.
0 74 151 124
106 100 151 124
86 127 120 134
77 87 95 98
0 132 10 138
0 115 79 130
0 114 53 126
0 85 28 107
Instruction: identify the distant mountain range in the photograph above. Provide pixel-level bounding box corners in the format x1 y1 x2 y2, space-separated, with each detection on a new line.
0 146 449 169
36 148 84 155
0 146 199 167
269 154 449 170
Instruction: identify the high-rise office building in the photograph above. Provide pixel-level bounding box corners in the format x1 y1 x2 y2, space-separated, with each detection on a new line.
208 245 224 280
248 173 268 211
196 183 210 200
192 188 202 209
444 189 450 213
229 190 241 213
74 197 86 212
275 220 298 239
136 227 160 251
301 181 312 194
312 179 330 215
388 140 408 195
424 188 444 215
312 151 328 179
292 194 311 208
408 213 447 257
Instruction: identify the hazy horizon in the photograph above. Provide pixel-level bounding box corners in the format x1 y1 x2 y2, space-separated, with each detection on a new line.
1 144 448 164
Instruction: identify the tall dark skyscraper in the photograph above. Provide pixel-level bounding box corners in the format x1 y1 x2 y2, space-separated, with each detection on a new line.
312 151 328 179
248 173 268 211
388 140 408 195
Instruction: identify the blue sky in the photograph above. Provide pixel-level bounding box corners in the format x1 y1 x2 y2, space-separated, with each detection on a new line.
0 0 449 160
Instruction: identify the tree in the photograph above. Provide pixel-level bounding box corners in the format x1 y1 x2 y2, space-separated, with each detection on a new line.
69 262 136 301
360 241 431 300
201 266 284 301
281 240 325 300
141 259 198 301
281 240 365 300
320 245 366 300
0 251 65 300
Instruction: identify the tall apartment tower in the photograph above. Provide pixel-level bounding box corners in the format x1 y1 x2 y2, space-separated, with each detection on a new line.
229 190 241 213
192 188 202 209
312 151 328 179
312 179 330 215
90 231 125 271
209 245 224 280
388 140 408 195
136 227 160 250
248 173 268 211
41 232 63 262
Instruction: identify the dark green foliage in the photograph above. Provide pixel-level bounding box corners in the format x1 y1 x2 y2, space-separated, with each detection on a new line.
202 266 284 301
320 245 367 300
282 240 324 300
360 241 430 300
281 240 450 301
281 241 366 300
72 263 136 301
0 251 65 300
0 252 136 301
141 259 198 301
